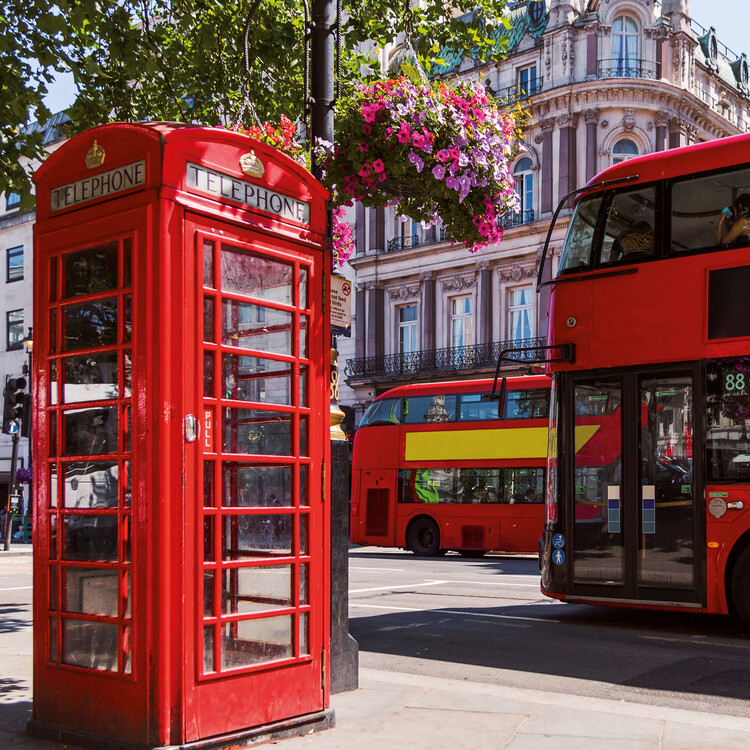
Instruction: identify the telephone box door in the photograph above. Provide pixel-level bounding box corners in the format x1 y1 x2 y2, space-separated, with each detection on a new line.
185 215 327 738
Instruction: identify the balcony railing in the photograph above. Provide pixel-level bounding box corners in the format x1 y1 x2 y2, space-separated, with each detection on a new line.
500 209 534 229
597 59 661 80
345 336 547 379
494 78 544 106
383 211 535 254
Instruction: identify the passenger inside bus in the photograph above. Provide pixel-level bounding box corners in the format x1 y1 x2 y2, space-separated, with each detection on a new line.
716 193 750 247
611 221 655 260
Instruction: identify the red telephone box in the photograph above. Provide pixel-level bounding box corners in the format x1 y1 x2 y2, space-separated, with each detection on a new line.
31 123 333 748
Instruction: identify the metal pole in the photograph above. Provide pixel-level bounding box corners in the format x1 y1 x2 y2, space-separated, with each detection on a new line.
3 430 19 551
310 0 336 175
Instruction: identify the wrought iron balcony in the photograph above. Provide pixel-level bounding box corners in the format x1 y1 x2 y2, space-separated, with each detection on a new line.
597 59 661 80
500 209 534 228
494 78 544 106
387 233 419 252
345 337 547 380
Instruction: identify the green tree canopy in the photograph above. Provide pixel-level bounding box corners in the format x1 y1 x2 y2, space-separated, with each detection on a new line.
3 0 516 208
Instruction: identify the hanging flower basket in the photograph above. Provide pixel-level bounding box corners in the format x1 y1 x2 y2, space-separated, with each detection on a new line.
317 77 521 252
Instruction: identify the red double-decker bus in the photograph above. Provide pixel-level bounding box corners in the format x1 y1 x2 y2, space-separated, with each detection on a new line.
536 132 750 628
350 375 550 556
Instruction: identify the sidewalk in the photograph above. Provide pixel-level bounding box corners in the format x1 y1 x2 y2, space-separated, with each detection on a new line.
3 553 750 749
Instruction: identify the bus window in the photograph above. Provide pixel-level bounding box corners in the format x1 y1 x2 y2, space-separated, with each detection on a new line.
505 468 545 504
402 393 457 424
558 194 604 274
599 186 656 264
358 397 402 427
706 357 750 481
671 166 750 254
503 388 550 419
459 393 499 421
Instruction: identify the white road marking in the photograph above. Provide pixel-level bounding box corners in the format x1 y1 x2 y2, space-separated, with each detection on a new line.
350 580 449 593
349 601 559 623
0 586 33 591
350 566 405 572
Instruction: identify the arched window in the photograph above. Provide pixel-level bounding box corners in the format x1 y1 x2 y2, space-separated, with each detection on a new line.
612 139 638 165
513 157 534 224
613 16 639 76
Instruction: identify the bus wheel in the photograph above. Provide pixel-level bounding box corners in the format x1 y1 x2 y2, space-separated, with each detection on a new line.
732 545 750 629
407 518 441 556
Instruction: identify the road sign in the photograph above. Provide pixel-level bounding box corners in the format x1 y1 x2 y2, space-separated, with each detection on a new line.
552 549 566 565
552 533 565 549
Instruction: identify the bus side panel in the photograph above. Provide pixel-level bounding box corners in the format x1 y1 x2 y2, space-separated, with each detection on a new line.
706 485 750 614
354 469 399 547
499 504 545 553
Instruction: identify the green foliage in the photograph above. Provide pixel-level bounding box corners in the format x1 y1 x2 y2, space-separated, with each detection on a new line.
3 0 511 205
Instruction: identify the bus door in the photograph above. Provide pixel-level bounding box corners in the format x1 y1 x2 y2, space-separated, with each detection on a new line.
566 365 702 606
357 469 397 546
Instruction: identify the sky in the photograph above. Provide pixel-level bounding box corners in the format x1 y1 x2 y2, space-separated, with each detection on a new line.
41 0 749 114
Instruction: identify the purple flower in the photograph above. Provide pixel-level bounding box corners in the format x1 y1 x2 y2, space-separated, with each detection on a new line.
432 164 446 180
408 151 424 173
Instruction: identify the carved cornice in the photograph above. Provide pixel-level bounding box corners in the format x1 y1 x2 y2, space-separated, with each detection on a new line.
498 264 536 283
388 283 421 301
583 107 600 124
441 274 476 292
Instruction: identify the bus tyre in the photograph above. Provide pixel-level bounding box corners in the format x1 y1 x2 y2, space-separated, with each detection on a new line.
407 518 441 556
732 545 750 629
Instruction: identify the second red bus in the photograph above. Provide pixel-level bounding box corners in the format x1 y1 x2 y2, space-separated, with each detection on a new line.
350 375 551 556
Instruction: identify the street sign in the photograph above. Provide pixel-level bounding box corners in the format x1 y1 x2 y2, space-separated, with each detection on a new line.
4 419 19 435
330 274 352 337
7 493 21 513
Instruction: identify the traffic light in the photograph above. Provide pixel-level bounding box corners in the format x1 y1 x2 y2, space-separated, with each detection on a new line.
3 376 27 435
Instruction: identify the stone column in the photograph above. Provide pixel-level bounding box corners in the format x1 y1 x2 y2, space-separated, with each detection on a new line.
354 283 366 360
655 111 669 152
476 260 493 346
557 113 578 207
584 108 599 182
420 271 436 352
540 118 554 215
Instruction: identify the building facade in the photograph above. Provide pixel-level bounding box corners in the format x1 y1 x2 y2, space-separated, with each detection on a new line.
0 113 68 512
340 0 750 425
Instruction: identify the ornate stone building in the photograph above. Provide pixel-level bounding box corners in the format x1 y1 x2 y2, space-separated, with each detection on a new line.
340 0 750 426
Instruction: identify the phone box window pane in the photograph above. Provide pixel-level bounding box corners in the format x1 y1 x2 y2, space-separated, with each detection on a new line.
123 294 131 343
50 515 57 559
123 460 131 508
299 514 308 554
221 245 293 304
62 619 118 671
204 626 215 673
300 612 309 656
50 617 58 662
222 300 293 356
63 514 118 562
204 351 215 399
222 464 292 507
49 566 58 610
204 570 215 616
63 462 118 508
299 267 309 309
300 466 309 507
122 514 131 562
122 569 131 618
50 309 57 354
299 417 308 457
203 240 215 288
299 563 309 605
123 351 132 398
204 297 216 342
299 366 308 408
50 361 58 405
123 625 132 674
221 615 293 669
63 352 118 403
204 461 215 507
223 409 292 456
299 317 308 359
122 238 132 287
64 567 118 616
63 298 118 352
222 354 292 405
63 242 119 298
223 514 293 560
50 463 58 508
63 407 118 455
221 565 293 614
204 516 215 562
50 413 58 456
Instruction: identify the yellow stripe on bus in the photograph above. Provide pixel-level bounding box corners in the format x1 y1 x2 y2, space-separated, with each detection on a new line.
405 427 548 461
404 424 602 462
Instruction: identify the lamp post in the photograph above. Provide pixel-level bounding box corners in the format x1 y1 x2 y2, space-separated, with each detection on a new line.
22 328 33 519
